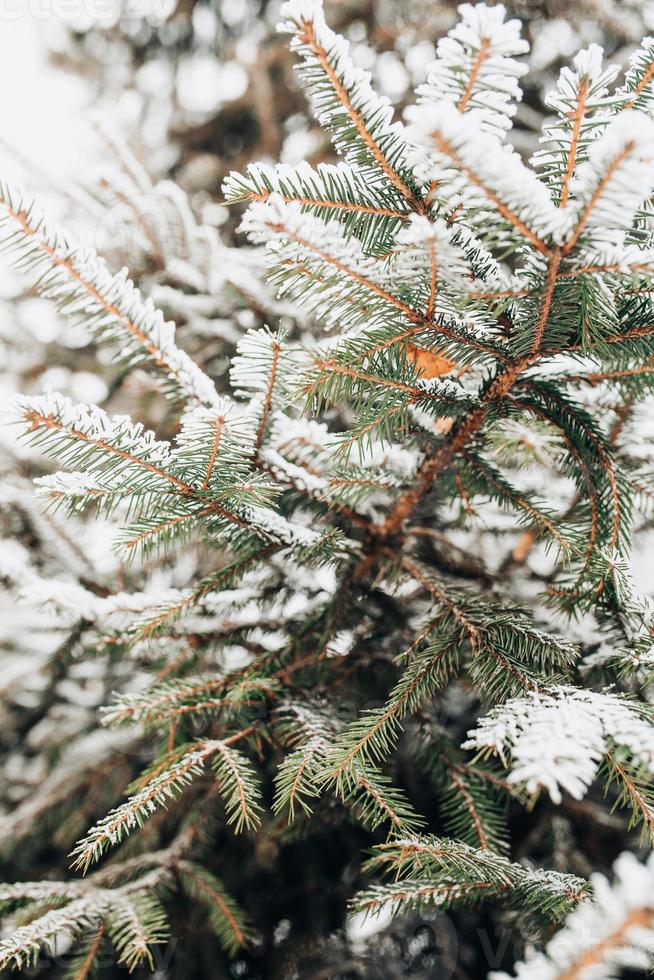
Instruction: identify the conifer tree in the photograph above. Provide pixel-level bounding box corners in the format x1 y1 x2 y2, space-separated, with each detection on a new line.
4 2 654 976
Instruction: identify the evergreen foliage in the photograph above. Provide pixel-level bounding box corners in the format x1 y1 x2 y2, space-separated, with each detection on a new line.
5 1 654 975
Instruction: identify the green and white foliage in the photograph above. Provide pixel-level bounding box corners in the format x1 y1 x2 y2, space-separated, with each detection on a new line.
414 3 529 138
0 182 222 411
0 870 170 972
493 851 654 979
532 44 620 206
276 0 415 199
465 688 654 809
353 836 588 921
6 0 654 975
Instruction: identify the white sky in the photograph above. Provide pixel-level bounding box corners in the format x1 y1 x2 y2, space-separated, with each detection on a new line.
0 13 87 181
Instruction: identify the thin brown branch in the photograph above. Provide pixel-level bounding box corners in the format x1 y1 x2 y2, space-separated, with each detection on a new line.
519 387 620 548
563 366 654 384
606 752 654 839
308 358 444 400
167 718 178 754
136 548 276 641
541 322 654 357
202 417 226 490
124 510 209 551
24 410 190 493
426 235 437 320
624 60 654 109
510 396 600 566
23 411 258 540
356 774 405 829
398 554 533 691
255 341 280 451
244 187 408 220
461 449 568 550
329 656 444 779
74 925 106 980
336 399 419 454
397 555 481 649
511 527 539 564
297 20 424 211
531 248 562 354
270 221 420 321
609 396 635 447
431 135 550 255
563 143 634 252
559 80 589 208
282 251 508 363
357 881 495 914
458 37 491 113
213 741 250 826
447 765 490 849
181 866 246 947
363 322 507 363
5 205 188 391
379 357 533 537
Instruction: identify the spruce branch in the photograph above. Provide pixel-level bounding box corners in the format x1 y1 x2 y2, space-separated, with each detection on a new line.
177 862 252 955
465 687 654 807
70 728 257 872
353 836 587 921
0 182 220 409
278 0 421 209
415 3 528 138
